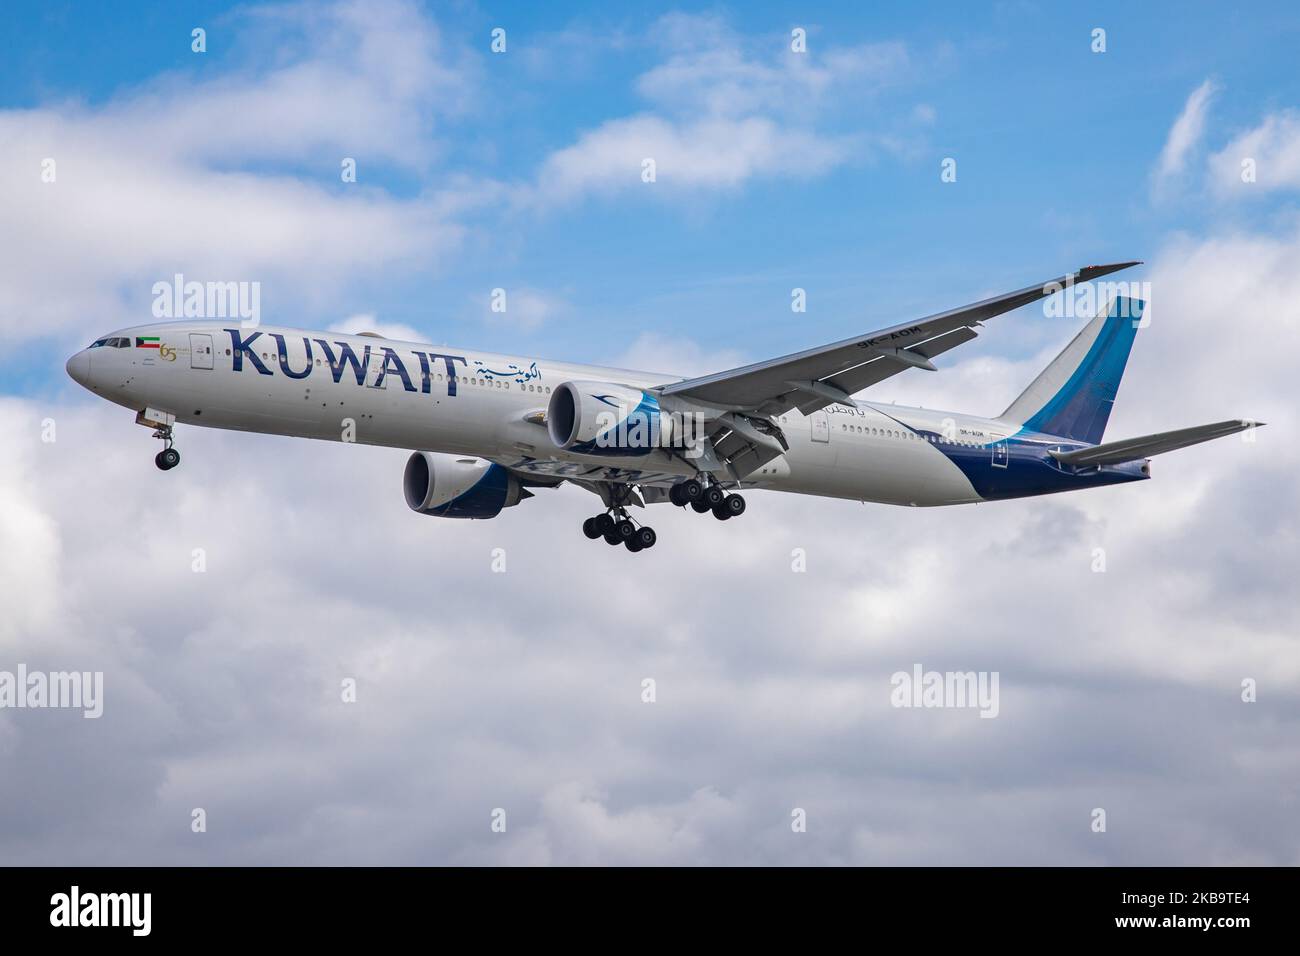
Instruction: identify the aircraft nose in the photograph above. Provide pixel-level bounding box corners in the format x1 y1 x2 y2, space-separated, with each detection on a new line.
66 349 93 390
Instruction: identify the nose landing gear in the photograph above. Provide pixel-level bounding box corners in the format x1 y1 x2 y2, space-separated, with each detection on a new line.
152 424 180 471
135 408 181 471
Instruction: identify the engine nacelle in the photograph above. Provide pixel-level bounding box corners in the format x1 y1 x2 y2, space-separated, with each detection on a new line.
403 452 526 519
547 381 671 457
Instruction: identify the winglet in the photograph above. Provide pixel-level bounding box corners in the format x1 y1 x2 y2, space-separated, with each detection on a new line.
1076 261 1143 282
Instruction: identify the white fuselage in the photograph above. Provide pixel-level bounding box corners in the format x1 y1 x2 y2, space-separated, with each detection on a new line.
66 321 1092 507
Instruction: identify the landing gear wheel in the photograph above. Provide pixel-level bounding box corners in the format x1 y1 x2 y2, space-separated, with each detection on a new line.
702 484 725 508
595 513 615 535
671 479 704 506
690 498 712 514
603 530 622 545
711 500 731 520
149 421 179 470
616 519 636 540
625 537 644 552
634 527 657 550
723 493 745 518
582 517 601 539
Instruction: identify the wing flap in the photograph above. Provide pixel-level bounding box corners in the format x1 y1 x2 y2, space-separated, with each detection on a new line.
910 325 981 360
1050 420 1262 466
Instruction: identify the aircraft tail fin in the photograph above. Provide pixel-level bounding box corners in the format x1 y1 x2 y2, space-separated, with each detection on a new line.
1000 296 1143 443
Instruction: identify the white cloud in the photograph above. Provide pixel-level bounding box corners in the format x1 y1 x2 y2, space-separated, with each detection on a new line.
1208 110 1300 194
479 782 738 865
482 288 564 332
536 114 845 202
0 0 477 347
528 15 911 206
1153 79 1217 195
637 16 907 119
328 314 429 343
603 331 747 379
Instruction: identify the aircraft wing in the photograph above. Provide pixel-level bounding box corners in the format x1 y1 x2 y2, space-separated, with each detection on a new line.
659 262 1141 417
1050 420 1263 467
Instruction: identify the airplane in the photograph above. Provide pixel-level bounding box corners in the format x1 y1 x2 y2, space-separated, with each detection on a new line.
66 261 1260 553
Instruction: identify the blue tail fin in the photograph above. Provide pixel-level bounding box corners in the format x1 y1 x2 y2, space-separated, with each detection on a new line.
1000 297 1143 444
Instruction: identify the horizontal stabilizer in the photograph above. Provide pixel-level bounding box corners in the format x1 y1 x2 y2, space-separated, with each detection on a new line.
1050 419 1263 467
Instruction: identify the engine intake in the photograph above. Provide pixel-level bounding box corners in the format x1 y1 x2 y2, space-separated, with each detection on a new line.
547 381 669 457
403 452 525 519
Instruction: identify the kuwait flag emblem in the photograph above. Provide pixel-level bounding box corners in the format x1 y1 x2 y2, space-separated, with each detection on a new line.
136 336 160 349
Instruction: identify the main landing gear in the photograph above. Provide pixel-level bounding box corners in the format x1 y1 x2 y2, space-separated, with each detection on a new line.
581 482 657 552
582 511 658 552
579 476 746 554
152 424 181 471
668 477 745 520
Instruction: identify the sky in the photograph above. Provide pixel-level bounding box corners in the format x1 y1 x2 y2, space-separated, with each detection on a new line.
1 0 1298 864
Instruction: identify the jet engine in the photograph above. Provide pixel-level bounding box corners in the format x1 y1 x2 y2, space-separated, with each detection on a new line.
402 452 527 519
547 381 674 457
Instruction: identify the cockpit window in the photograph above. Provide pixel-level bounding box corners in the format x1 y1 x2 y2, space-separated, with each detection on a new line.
90 338 109 348
89 337 132 348
112 337 130 348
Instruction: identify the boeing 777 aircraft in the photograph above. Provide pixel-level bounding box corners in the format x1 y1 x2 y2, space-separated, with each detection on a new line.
66 262 1259 553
